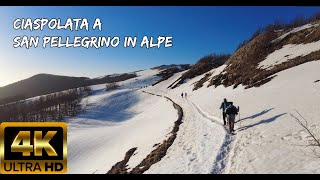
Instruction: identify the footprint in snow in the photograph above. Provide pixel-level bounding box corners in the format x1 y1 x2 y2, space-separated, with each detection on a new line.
281 134 292 140
189 153 197 161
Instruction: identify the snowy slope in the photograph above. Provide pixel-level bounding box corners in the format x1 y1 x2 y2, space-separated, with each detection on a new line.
144 59 320 173
67 58 319 174
66 20 320 174
67 69 179 174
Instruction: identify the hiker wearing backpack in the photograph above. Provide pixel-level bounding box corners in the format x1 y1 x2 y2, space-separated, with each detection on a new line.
219 98 230 126
225 102 239 134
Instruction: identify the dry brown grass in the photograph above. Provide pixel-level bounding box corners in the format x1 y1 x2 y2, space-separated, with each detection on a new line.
152 67 186 86
168 54 229 89
107 147 137 174
193 72 212 90
208 20 320 89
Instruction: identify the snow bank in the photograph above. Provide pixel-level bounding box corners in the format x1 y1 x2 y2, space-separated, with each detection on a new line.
258 40 320 69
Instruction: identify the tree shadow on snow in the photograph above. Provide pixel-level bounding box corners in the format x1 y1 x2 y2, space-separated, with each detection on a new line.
237 113 287 132
236 108 274 124
75 90 140 123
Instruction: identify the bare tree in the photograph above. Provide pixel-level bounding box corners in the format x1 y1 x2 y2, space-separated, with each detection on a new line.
106 82 119 91
290 110 320 158
83 86 93 96
0 86 91 123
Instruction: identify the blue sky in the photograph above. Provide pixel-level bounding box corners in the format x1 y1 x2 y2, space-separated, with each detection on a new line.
0 6 319 86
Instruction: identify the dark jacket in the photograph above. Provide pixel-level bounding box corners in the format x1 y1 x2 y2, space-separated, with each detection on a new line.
220 101 232 111
226 105 238 115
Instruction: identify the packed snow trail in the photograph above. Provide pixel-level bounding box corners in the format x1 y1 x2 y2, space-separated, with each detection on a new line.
185 98 236 173
186 98 223 126
145 89 234 174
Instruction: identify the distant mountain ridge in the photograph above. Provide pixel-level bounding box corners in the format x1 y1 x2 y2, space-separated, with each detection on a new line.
152 64 191 70
0 73 137 105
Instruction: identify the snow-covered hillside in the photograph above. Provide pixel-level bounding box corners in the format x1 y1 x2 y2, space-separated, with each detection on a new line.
66 21 320 174
146 60 320 173
67 69 179 174
67 59 319 174
143 21 320 173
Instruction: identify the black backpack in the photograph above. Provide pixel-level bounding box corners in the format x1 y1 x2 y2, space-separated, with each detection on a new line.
226 105 238 115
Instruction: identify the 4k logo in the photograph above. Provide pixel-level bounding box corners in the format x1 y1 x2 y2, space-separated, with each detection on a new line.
0 122 67 174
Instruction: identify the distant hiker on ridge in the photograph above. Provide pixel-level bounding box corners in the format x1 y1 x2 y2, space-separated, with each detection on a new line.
225 102 239 134
181 93 184 98
185 93 187 98
219 98 231 126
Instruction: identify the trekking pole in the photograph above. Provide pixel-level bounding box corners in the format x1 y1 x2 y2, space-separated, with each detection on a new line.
237 106 240 121
238 106 241 130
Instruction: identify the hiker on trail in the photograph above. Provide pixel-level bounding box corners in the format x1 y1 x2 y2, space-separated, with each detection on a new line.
185 93 187 98
219 98 230 126
181 93 184 98
225 102 239 134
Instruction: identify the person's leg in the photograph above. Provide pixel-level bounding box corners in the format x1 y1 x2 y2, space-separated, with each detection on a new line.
231 115 235 132
228 115 232 133
223 112 226 125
